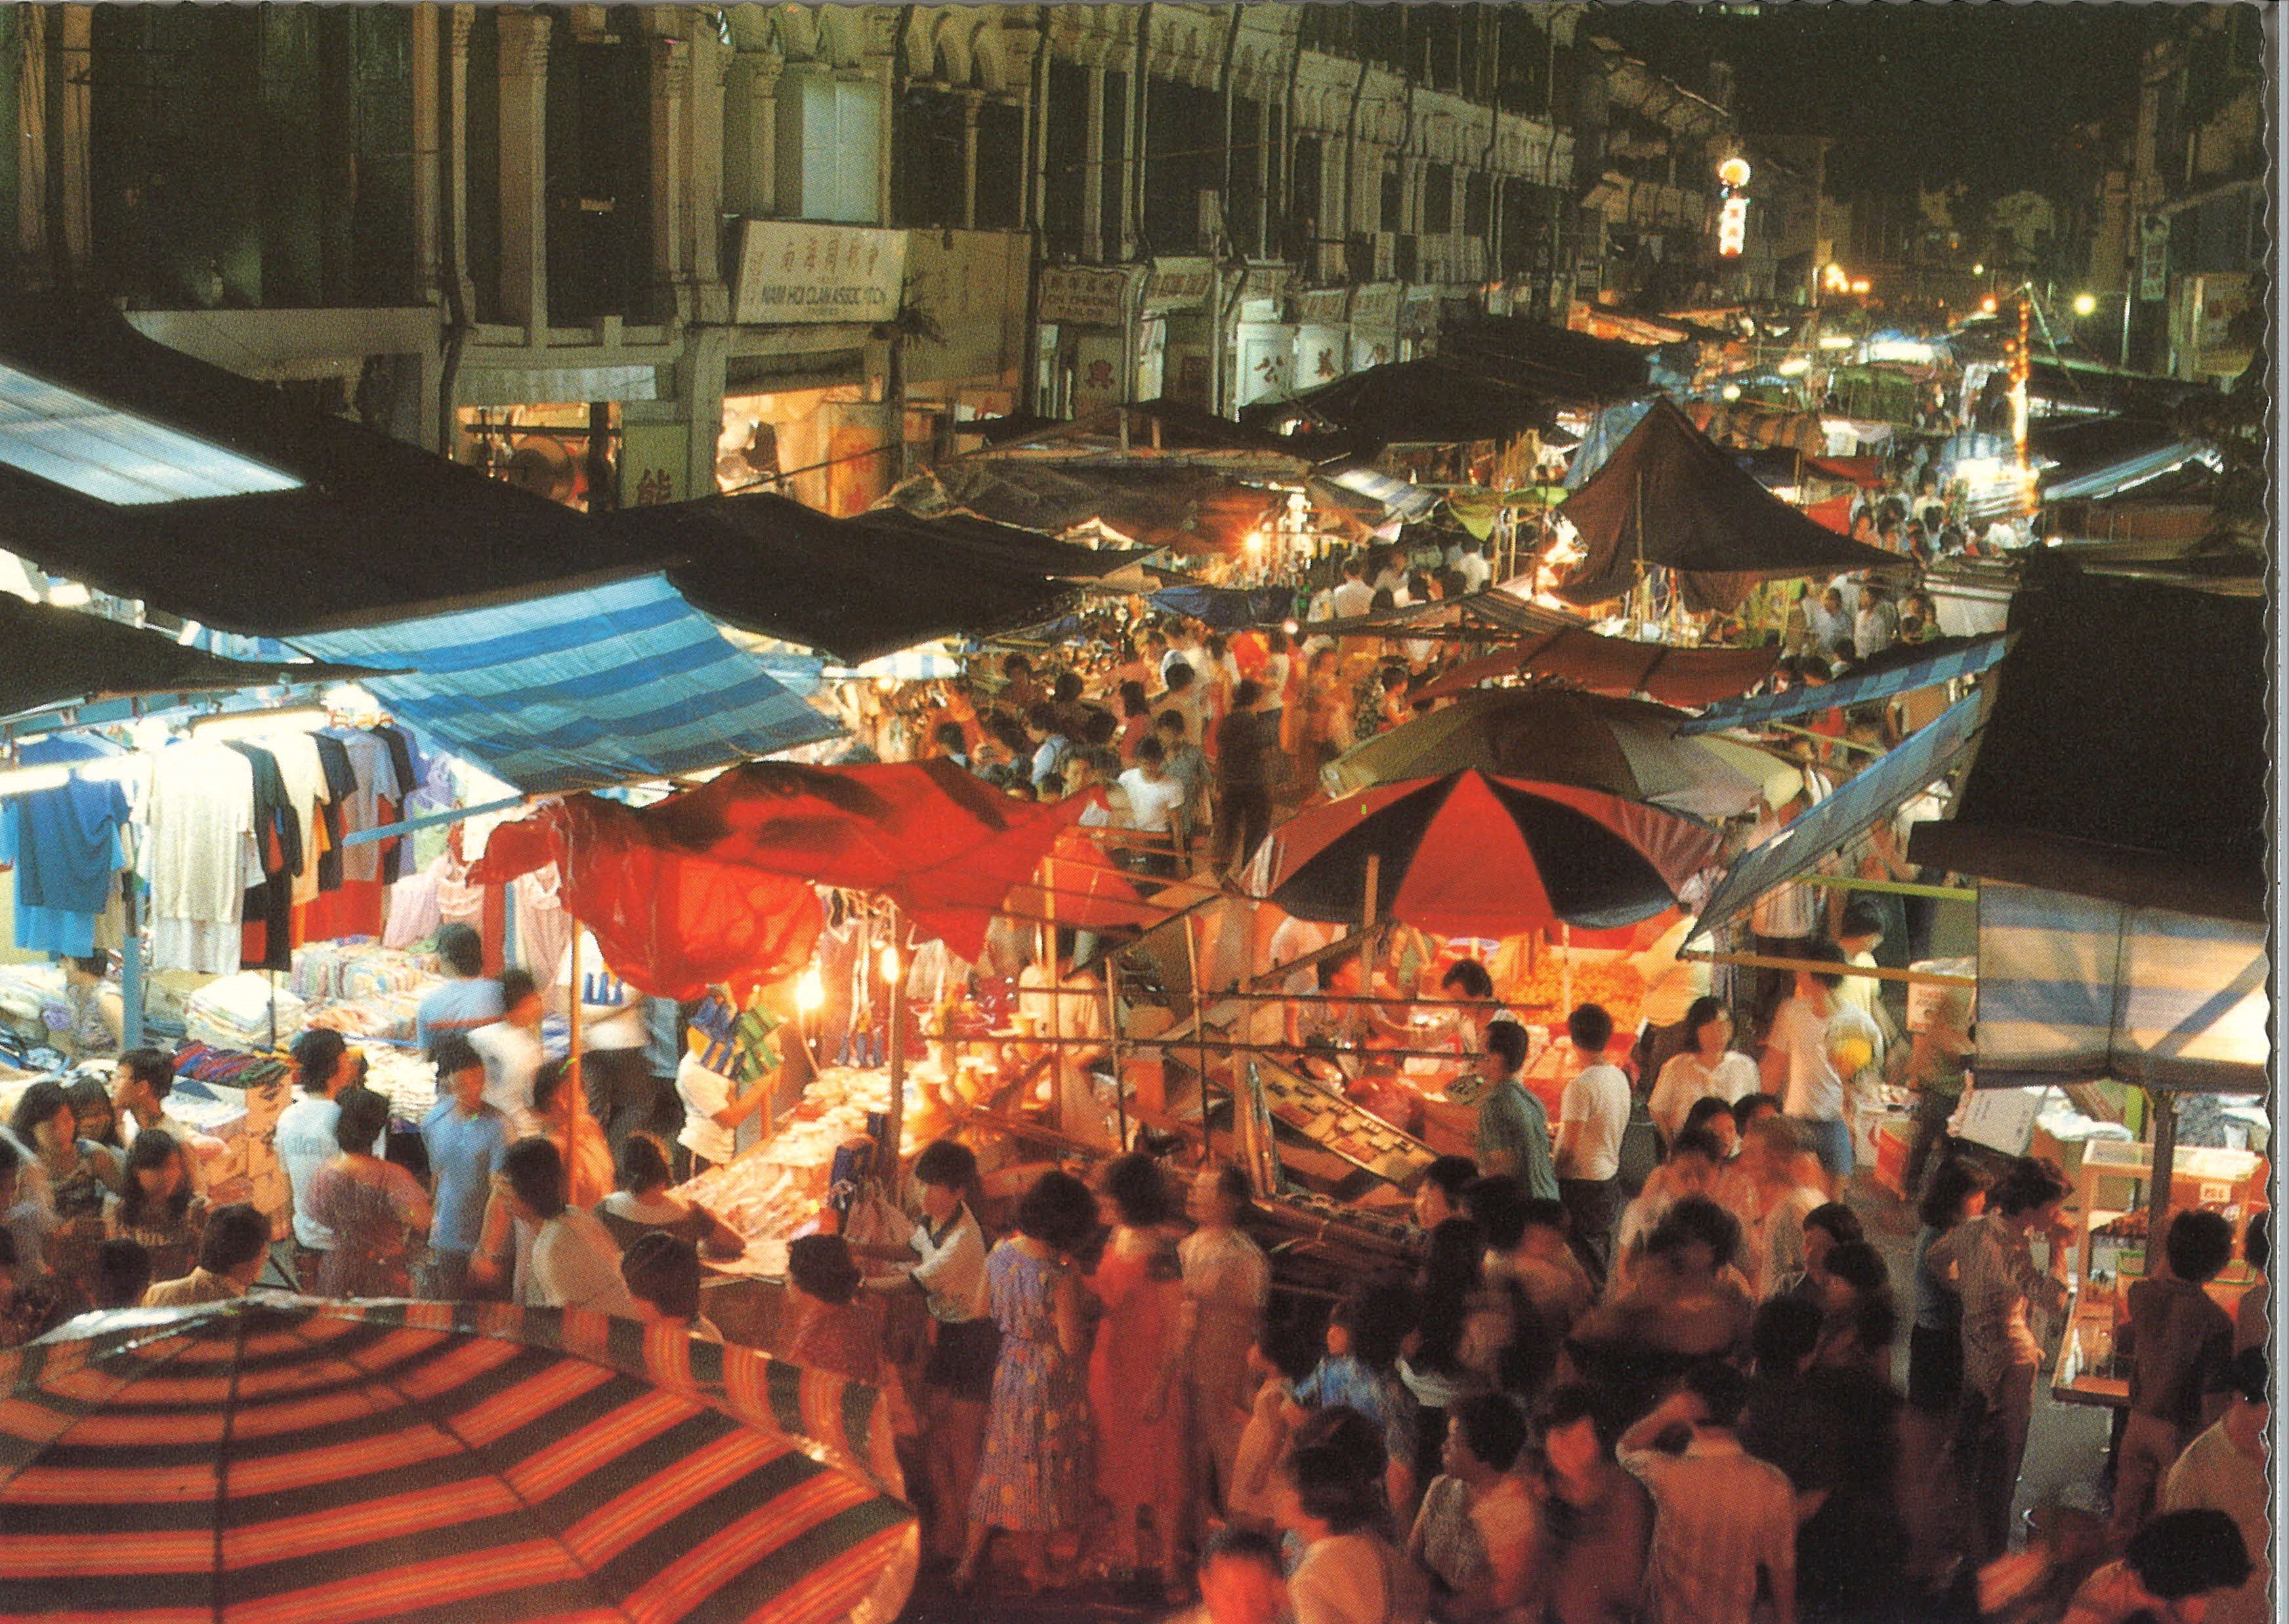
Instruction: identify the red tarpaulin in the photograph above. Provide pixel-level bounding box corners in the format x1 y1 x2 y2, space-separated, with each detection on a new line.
472 760 1084 994
1412 626 1778 709
1805 493 1857 534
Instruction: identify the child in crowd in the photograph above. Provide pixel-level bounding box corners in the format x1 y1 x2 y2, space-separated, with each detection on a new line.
1227 1315 1326 1533
1284 1280 1422 1526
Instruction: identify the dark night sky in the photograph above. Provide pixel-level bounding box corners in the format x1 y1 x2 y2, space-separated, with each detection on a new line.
1586 1 2175 203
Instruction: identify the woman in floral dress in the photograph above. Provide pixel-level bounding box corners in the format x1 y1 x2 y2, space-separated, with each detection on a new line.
957 1168 1098 1595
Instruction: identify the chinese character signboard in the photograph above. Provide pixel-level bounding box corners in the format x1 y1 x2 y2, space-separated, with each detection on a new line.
1037 265 1134 328
2137 217 2170 302
732 220 907 325
618 421 690 507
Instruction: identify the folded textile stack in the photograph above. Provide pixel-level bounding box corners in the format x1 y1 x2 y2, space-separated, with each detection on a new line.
362 1045 441 1123
291 942 441 1005
184 972 310 1053
0 963 63 1041
303 991 423 1043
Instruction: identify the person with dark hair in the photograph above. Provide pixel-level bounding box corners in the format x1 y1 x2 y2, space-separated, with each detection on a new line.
1610 1127 1729 1296
417 1031 509 1301
142 1201 271 1307
2063 1508 2251 1624
111 1047 210 1196
1809 1239 1897 1378
2159 1347 2268 1624
620 1231 719 1341
57 951 121 1060
471 968 545 1133
781 1232 885 1378
1406 1390 1537 1620
1722 1114 1826 1301
1211 678 1276 879
1475 1185 1595 1379
60 1075 119 1152
1276 1438 1431 1624
1891 979 1972 1200
2110 1209 2238 1539
1086 1152 1188 1593
1779 1201 1864 1303
1224 1314 1324 1533
1175 1524 1290 1624
1181 1162 1271 1533
1647 997 1759 1148
276 1028 360 1287
1536 1383 1653 1624
5 1077 122 1306
1414 1155 1480 1232
866 1138 994 1564
496 1136 637 1316
530 1058 612 1209
1434 959 1525 1066
1286 1280 1422 1524
1731 1092 1783 1135
1436 1019 1557 1201
592 1133 742 1257
959 1167 1095 1594
306 1085 429 1298
1759 941 1882 1187
2232 1207 2267 1357
1899 1155 1978 1583
1553 1005 1628 1282
92 1236 153 1308
1681 1095 1740 1161
1576 1194 1753 1398
1619 1361 1797 1624
1929 1154 2074 1565
103 1127 205 1284
415 923 501 1054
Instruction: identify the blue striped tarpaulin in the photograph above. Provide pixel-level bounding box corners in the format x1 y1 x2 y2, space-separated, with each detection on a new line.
1975 881 2268 1093
1678 633 2011 735
1688 686 1988 944
292 573 841 793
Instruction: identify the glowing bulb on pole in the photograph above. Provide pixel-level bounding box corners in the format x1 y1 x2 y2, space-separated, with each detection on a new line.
2072 293 2097 317
795 967 824 1012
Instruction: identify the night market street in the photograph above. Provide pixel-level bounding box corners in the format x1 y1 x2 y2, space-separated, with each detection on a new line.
0 5 2268 1624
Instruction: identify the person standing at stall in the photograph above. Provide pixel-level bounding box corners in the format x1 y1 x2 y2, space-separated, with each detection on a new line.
1927 1156 2074 1567
673 993 773 1178
471 969 545 1136
958 1169 1098 1596
414 923 501 1054
1553 1005 1630 1282
1178 1163 1271 1535
275 1029 361 1291
417 1034 509 1301
865 1138 997 1566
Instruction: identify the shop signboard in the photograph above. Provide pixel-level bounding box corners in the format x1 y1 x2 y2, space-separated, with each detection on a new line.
1236 323 1296 408
620 421 690 507
1036 264 1133 329
2136 216 2170 302
2191 272 2255 377
1070 330 1126 416
1293 323 1349 387
1293 287 1349 325
1144 257 1215 312
906 230 1030 383
731 220 906 325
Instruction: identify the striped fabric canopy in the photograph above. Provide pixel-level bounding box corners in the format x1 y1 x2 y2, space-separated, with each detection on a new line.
291 574 841 794
0 1297 917 1624
1689 687 1990 944
1975 881 2268 1093
1679 634 2011 735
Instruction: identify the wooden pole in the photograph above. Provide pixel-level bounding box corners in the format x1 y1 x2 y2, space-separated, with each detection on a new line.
1185 913 1212 1161
883 905 907 1166
1106 968 1129 1152
2143 1087 2177 1272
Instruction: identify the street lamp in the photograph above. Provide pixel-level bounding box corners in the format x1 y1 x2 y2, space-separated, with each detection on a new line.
2072 292 2098 317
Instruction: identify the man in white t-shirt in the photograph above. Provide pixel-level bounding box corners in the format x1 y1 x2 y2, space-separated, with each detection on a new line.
1552 1003 1631 1283
275 1028 362 1286
674 996 774 1176
1328 556 1374 621
1116 736 1190 879
1759 942 1884 1186
1454 535 1493 594
500 1136 640 1317
471 968 546 1136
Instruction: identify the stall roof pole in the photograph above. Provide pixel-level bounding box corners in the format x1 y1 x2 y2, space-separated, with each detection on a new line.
2143 1087 2177 1270
884 905 908 1167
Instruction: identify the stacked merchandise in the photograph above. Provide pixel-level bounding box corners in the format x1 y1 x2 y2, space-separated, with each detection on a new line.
170 1041 295 1226
0 962 64 1049
290 942 442 1045
360 1047 444 1124
184 972 310 1052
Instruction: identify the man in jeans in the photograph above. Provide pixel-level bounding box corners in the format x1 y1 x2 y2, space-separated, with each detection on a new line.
1553 1003 1630 1282
1759 942 1883 1187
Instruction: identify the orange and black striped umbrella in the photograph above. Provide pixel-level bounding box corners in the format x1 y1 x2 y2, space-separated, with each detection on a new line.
0 1298 917 1623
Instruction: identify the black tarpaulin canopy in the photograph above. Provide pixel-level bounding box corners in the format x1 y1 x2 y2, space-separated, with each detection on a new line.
603 493 1141 665
1553 398 1906 613
0 596 385 723
0 297 667 637
1437 315 1658 406
1241 357 1555 448
1907 552 2265 923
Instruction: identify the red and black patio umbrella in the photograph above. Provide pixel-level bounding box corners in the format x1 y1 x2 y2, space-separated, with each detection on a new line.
0 1297 916 1623
1261 770 1722 939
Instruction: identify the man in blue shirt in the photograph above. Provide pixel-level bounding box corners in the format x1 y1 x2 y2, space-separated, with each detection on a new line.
418 1032 510 1301
1470 1022 1560 1201
414 923 503 1056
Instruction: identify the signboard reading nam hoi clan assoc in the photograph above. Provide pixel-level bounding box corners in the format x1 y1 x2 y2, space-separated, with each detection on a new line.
732 220 906 325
